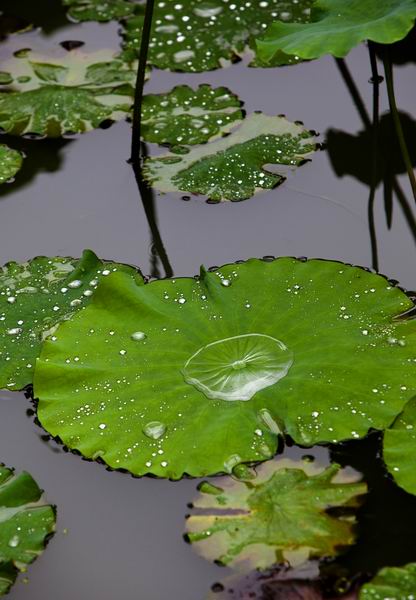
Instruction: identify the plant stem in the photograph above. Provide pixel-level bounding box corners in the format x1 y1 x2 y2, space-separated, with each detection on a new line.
131 0 154 164
382 46 416 202
367 42 380 271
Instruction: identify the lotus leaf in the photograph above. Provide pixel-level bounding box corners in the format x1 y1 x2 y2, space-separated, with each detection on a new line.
383 398 416 495
143 113 317 201
141 85 243 147
256 0 416 63
0 464 56 596
63 0 135 22
186 459 366 569
0 49 136 136
0 249 142 390
34 258 416 479
360 563 416 599
0 144 23 184
121 0 314 72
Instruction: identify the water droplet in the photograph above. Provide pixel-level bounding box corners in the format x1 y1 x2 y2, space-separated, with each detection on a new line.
178 297 186 304
143 421 167 440
68 280 82 289
131 331 146 341
183 334 293 401
221 278 231 287
7 296 16 304
8 535 19 548
98 423 106 430
6 327 22 336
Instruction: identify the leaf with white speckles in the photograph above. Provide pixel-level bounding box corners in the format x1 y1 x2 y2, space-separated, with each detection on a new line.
33 258 416 479
0 249 142 390
63 0 135 22
0 464 56 596
360 562 416 599
143 113 317 201
0 144 23 184
186 459 366 569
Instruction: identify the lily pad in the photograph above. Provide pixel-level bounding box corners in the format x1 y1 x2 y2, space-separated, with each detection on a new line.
256 0 416 63
34 258 416 479
186 459 366 569
0 464 56 596
0 249 142 390
143 113 317 201
121 0 314 72
0 144 23 184
0 49 135 136
63 0 135 22
141 85 243 147
360 563 416 599
383 398 416 495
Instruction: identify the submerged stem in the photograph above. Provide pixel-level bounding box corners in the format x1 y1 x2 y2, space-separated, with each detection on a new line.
382 47 416 202
367 42 380 271
131 0 154 164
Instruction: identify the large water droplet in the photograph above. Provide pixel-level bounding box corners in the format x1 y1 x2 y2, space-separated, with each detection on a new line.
131 331 146 341
143 421 167 440
8 535 19 548
182 334 293 401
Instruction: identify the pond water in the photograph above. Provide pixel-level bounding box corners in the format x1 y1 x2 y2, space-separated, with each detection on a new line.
0 4 415 599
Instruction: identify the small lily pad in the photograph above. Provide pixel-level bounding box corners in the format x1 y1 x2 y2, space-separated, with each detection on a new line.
360 563 416 599
34 258 416 479
256 0 416 63
121 0 314 72
186 459 366 569
0 249 142 390
383 398 416 495
0 49 135 136
0 144 23 184
141 85 243 147
143 113 317 201
63 0 135 22
0 464 56 596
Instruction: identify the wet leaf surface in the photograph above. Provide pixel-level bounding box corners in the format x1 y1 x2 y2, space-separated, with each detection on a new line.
143 113 317 201
0 144 23 184
63 0 135 22
141 84 243 147
0 249 142 390
186 459 366 569
33 258 416 479
383 397 416 495
0 464 56 596
121 0 314 72
360 563 416 599
256 0 416 62
0 48 135 136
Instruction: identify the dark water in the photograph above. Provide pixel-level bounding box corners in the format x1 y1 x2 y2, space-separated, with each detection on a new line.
0 8 415 600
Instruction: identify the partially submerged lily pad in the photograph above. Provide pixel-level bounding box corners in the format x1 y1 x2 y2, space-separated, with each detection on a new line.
0 249 142 390
34 258 416 479
121 0 314 71
360 563 416 599
383 398 416 495
63 0 135 22
141 85 243 147
0 49 135 136
0 464 56 596
0 144 23 184
256 0 416 62
143 113 317 201
186 459 366 569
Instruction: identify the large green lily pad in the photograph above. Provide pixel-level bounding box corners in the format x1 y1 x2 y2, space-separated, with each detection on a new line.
360 563 416 599
0 464 56 596
121 0 314 72
256 0 416 63
0 249 142 391
34 258 416 479
0 144 23 184
0 49 135 136
141 85 243 147
383 398 416 495
186 459 366 569
63 0 135 22
143 113 317 201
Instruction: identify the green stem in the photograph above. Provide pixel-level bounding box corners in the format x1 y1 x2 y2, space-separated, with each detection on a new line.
382 46 416 202
131 0 154 163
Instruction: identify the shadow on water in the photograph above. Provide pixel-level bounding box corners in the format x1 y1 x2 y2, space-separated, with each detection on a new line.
0 0 69 34
0 135 72 199
329 433 416 577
